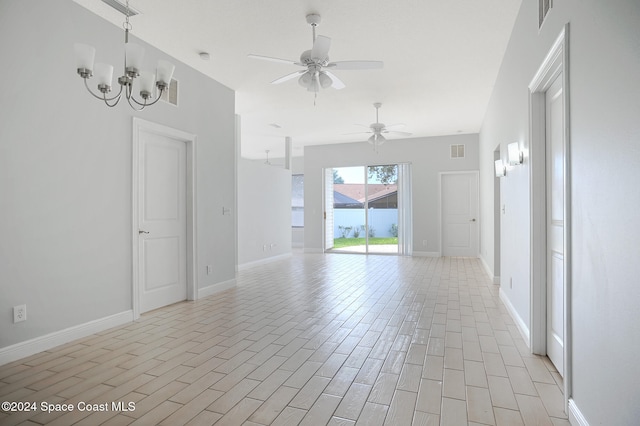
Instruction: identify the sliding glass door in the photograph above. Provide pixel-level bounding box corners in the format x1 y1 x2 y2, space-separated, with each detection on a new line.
325 164 411 255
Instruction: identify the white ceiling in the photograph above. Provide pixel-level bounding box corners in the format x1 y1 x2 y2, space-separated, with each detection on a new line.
73 0 522 159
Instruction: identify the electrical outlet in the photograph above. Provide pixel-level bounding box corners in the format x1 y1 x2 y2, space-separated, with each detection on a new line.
13 305 26 323
422 240 427 246
207 265 212 275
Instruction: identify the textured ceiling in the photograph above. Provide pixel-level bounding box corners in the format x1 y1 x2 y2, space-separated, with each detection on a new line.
73 0 522 159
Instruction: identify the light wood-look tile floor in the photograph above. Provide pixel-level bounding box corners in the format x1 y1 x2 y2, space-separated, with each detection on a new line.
0 254 569 425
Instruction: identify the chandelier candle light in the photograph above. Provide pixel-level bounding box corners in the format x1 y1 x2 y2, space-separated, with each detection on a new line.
74 0 174 110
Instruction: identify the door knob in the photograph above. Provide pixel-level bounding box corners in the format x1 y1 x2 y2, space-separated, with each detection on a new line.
470 218 476 222
139 230 149 234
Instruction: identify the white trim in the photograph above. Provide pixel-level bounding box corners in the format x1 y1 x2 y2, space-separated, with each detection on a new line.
528 24 572 408
478 254 496 283
304 248 324 254
0 311 133 366
132 118 198 320
568 399 589 426
198 278 237 298
499 288 530 345
237 253 293 271
412 251 441 258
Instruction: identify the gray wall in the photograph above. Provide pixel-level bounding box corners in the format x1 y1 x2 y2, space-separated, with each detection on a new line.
0 0 236 348
237 159 292 267
304 134 479 254
479 0 640 424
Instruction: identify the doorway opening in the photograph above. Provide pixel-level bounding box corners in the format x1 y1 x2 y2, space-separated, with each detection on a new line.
324 164 411 255
132 118 197 319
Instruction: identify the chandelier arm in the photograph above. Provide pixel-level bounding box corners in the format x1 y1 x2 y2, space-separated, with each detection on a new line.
125 90 147 111
83 78 123 102
102 92 122 108
128 87 165 107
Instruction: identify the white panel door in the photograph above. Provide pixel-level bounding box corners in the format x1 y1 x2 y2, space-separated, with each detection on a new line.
546 73 565 376
442 172 479 257
139 132 187 313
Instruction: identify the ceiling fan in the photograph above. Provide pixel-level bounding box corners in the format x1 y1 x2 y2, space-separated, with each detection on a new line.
248 14 383 93
349 103 412 149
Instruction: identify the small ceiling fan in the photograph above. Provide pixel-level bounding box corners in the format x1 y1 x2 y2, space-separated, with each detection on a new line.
349 103 412 149
248 14 383 93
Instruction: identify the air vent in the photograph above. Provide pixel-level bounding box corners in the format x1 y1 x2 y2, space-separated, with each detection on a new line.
450 144 465 159
101 0 140 17
160 78 179 106
539 0 552 28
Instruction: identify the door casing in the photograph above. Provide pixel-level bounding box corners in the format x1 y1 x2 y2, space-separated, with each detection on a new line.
132 118 198 319
529 24 571 408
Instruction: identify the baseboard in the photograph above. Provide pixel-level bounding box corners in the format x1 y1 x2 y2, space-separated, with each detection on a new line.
0 310 134 366
478 254 496 283
499 288 530 344
303 248 324 254
568 399 589 426
198 278 236 298
237 252 292 271
412 251 441 257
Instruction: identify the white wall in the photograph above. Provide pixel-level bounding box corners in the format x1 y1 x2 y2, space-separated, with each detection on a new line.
304 134 479 254
237 159 292 267
0 1 236 351
479 0 640 424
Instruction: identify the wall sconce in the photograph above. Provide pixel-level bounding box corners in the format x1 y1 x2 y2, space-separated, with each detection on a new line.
495 159 506 177
508 142 523 165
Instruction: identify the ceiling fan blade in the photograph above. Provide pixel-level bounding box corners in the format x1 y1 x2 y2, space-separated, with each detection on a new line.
327 60 384 70
342 131 373 135
311 35 331 61
323 70 345 90
271 70 306 84
384 123 406 130
384 131 413 136
248 54 301 66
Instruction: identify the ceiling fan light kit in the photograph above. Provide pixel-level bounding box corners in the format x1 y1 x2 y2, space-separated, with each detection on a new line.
249 14 383 95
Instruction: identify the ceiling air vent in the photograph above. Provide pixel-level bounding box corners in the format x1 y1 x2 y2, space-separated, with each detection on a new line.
450 144 465 159
101 0 140 17
539 0 552 28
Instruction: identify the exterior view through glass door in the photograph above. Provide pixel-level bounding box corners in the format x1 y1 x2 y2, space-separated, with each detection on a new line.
327 164 400 254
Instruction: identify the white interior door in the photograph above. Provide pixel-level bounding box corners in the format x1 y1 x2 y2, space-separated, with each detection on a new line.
441 172 479 257
138 131 187 313
546 73 565 376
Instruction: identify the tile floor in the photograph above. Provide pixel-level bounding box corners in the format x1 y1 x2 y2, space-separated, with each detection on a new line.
0 254 569 425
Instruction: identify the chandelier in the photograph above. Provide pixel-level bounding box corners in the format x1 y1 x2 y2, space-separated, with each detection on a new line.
74 0 175 111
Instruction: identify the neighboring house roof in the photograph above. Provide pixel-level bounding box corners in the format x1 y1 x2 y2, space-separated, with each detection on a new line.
333 184 397 203
334 191 364 208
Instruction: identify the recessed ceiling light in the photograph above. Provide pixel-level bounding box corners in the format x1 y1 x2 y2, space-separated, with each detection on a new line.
199 52 211 61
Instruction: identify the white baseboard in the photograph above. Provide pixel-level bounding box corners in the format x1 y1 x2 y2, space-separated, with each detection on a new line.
499 288 530 344
303 248 324 254
237 252 292 271
412 251 441 257
568 399 589 426
478 255 496 283
0 310 133 366
198 278 236 298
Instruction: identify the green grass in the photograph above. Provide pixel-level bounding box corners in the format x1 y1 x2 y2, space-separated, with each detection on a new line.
333 237 398 249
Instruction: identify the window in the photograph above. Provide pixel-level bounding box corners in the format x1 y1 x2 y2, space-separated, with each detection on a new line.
292 174 304 227
539 0 552 28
